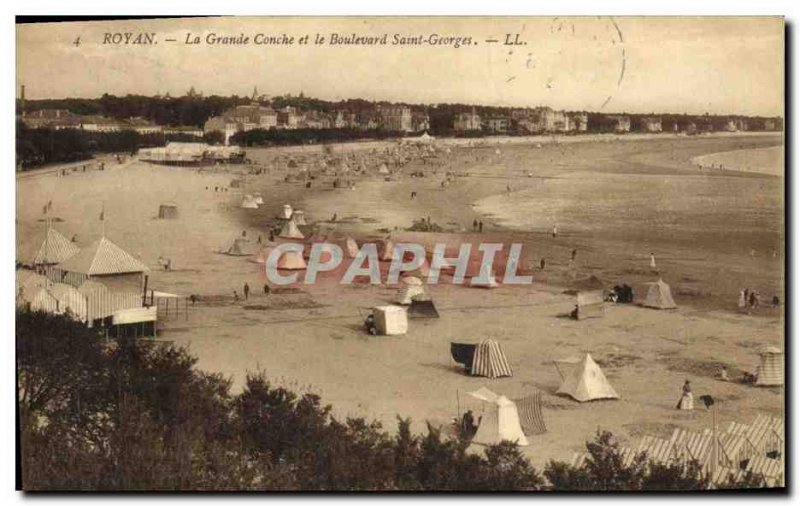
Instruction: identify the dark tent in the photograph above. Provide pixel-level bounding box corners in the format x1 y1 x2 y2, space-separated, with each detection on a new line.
408 299 439 319
450 342 476 373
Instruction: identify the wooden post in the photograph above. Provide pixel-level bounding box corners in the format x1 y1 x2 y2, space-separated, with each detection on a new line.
142 274 149 307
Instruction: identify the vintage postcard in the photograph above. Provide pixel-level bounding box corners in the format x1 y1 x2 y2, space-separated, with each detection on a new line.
15 16 784 491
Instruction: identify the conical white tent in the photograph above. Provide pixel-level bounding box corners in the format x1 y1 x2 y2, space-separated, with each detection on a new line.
279 220 305 239
292 210 307 225
555 353 619 402
470 393 530 447
240 194 260 209
276 249 307 270
756 346 783 386
640 279 677 309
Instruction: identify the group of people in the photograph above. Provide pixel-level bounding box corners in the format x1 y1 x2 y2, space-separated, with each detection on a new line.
471 219 484 232
738 288 762 311
232 282 270 302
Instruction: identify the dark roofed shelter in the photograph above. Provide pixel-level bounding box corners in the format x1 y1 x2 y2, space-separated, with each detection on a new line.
158 203 179 219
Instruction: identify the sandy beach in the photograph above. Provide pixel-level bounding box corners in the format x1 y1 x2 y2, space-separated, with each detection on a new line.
16 132 784 469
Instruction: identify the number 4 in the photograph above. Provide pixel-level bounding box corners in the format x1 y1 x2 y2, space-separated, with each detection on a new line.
73 36 80 47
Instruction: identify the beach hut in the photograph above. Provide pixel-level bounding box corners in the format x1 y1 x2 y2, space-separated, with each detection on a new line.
572 291 605 320
57 236 148 292
554 353 619 402
755 347 783 386
372 305 408 335
157 203 179 219
639 279 677 309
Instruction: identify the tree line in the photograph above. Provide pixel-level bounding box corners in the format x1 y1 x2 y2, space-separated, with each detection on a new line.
17 309 769 491
15 121 219 171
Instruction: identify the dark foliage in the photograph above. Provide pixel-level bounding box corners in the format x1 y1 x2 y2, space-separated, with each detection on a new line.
17 310 773 491
17 310 542 491
16 121 165 170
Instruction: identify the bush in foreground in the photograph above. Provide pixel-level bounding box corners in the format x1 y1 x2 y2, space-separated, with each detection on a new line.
17 310 772 491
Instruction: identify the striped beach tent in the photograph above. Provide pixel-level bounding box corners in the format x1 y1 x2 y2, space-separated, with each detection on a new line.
513 390 547 435
471 339 513 379
755 347 783 386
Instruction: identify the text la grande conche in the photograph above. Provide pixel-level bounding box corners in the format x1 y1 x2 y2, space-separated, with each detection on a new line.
102 32 477 49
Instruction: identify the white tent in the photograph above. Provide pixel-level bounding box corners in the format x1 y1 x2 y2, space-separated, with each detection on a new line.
396 276 426 304
292 210 307 225
574 291 604 320
756 346 783 386
240 194 260 209
276 250 307 270
278 220 305 239
470 392 530 447
279 204 294 220
555 353 619 402
640 279 677 309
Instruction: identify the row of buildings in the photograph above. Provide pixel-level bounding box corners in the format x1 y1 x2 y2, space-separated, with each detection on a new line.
20 109 203 137
20 104 782 145
455 107 590 134
203 104 431 144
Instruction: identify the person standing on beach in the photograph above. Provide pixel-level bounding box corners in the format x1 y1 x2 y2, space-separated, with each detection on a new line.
473 219 478 231
478 221 483 233
738 289 747 310
650 253 657 270
552 224 558 239
571 249 577 261
540 258 546 270
243 283 250 300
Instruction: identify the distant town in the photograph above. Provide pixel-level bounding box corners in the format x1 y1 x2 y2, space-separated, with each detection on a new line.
15 85 784 169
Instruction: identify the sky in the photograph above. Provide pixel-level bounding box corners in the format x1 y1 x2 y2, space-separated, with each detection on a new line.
16 16 784 116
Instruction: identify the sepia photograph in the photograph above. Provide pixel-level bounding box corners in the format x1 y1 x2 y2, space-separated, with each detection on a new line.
14 14 785 492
